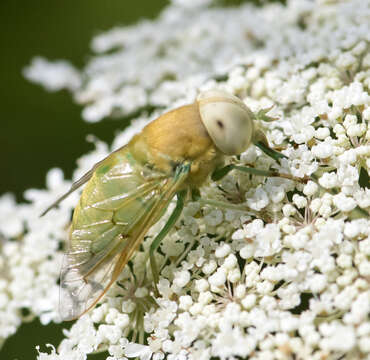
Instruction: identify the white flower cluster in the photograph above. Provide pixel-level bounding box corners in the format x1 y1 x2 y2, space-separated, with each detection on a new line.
1 0 370 359
24 0 297 123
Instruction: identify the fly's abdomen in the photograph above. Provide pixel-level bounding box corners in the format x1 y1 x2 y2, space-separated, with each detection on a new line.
69 148 161 260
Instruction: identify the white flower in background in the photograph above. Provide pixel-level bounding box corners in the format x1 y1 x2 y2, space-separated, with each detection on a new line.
1 0 370 359
23 57 81 92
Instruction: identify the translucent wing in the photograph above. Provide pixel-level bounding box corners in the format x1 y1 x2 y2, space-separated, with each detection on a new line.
41 146 125 217
59 150 190 320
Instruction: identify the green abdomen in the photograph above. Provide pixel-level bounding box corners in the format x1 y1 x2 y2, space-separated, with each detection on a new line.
69 147 162 258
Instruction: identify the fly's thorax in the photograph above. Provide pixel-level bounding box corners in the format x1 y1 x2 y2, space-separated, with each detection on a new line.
128 103 218 174
145 103 214 159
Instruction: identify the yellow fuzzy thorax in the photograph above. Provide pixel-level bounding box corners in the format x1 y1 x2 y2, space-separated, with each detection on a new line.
128 102 224 188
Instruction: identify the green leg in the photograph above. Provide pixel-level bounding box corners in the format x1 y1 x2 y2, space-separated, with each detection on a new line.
254 141 287 163
212 163 309 183
150 189 187 293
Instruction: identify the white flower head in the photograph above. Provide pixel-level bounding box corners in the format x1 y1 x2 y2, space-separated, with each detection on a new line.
2 1 369 359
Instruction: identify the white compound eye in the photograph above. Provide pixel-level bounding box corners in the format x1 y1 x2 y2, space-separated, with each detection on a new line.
197 90 254 155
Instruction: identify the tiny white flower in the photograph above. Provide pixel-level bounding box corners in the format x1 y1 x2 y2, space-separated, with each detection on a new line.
303 181 318 197
333 193 357 212
246 187 269 211
179 295 193 311
234 284 246 299
359 238 370 255
292 125 315 144
255 223 281 257
315 127 330 140
309 198 321 213
312 141 334 159
124 343 153 360
97 324 122 344
202 260 217 275
198 291 213 305
358 260 370 277
347 123 366 137
336 254 352 268
292 194 308 209
336 52 357 69
223 254 237 270
333 123 346 135
334 287 357 311
344 292 370 325
173 270 191 289
239 243 255 259
208 268 227 287
241 294 256 310
215 243 231 258
308 274 327 293
343 114 358 129
227 268 241 283
189 303 203 316
24 57 81 92
362 106 370 121
0 193 24 238
269 186 286 204
256 281 274 295
358 336 370 353
319 323 356 352
319 172 338 189
280 316 299 332
282 203 297 217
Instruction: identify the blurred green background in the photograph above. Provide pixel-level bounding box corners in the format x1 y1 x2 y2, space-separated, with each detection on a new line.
0 1 167 359
0 0 168 202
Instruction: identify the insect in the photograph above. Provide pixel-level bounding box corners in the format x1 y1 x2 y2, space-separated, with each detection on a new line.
42 90 306 320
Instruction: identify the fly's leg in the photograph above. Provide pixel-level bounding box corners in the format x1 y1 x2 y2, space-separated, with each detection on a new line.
254 140 287 164
211 164 309 183
211 144 368 219
211 141 310 183
150 189 187 295
210 143 310 213
190 189 253 211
